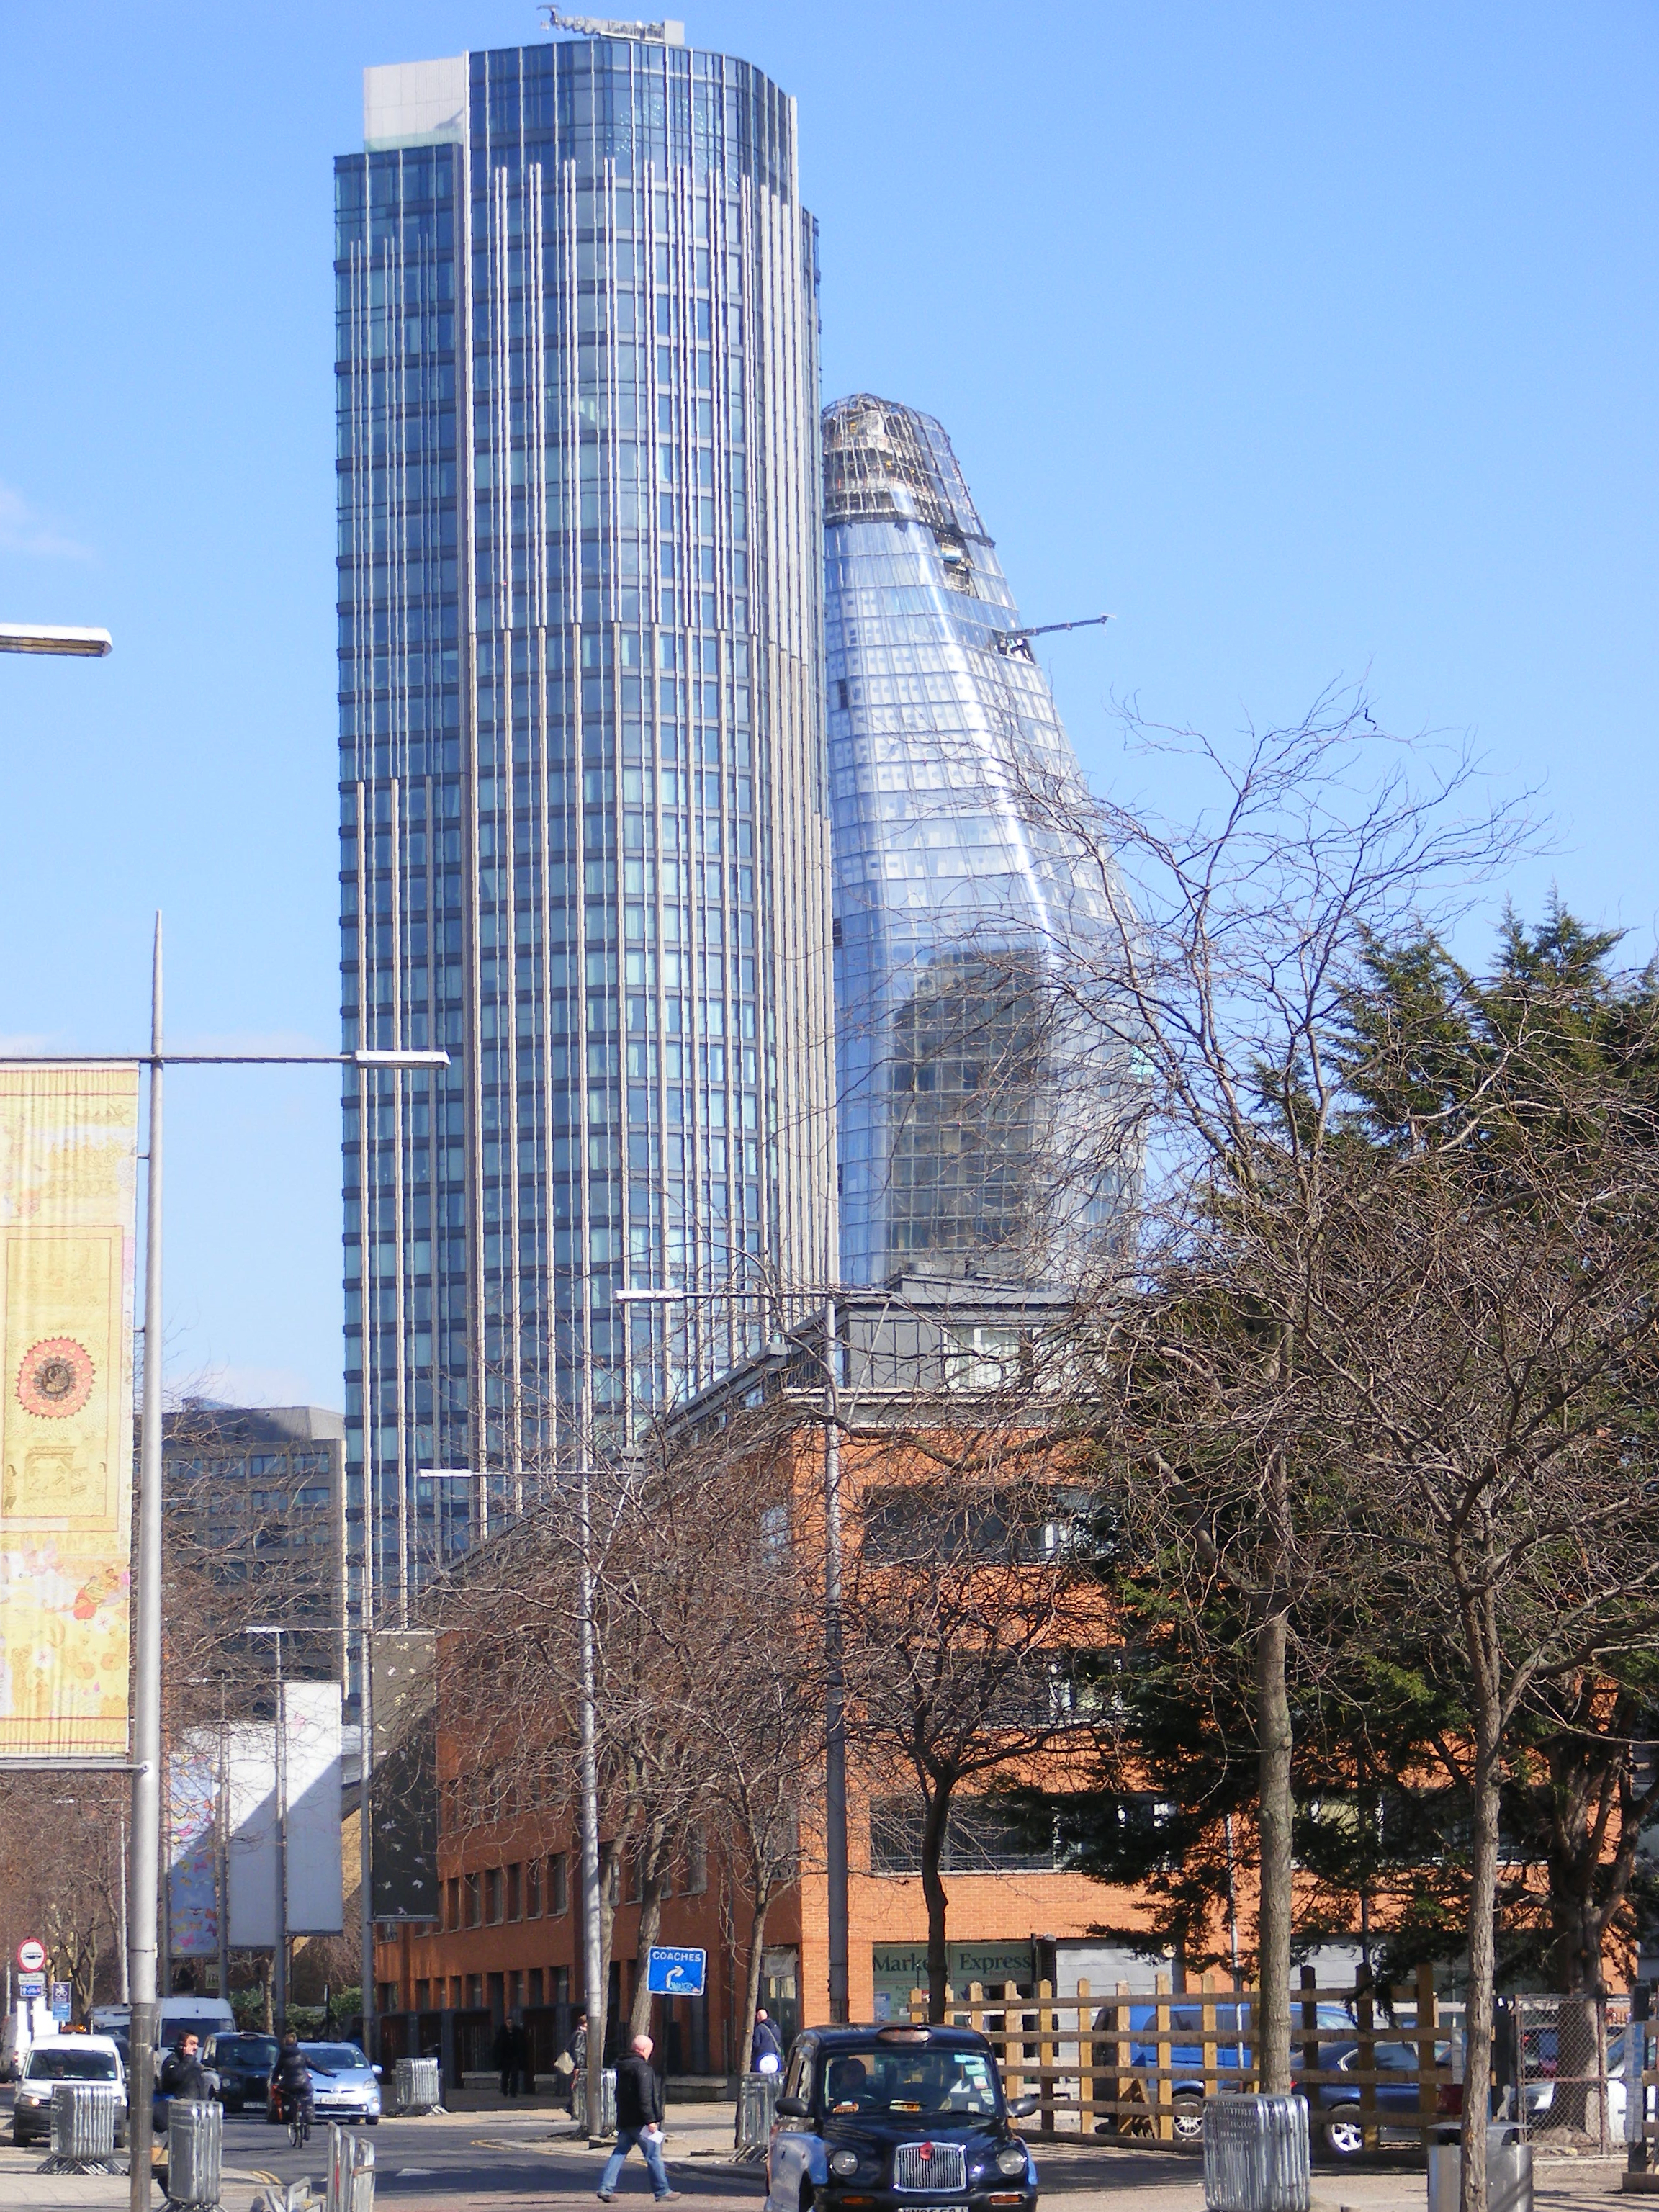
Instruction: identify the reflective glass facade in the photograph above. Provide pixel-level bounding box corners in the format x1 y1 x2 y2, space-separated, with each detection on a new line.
335 32 835 1614
824 396 1128 1287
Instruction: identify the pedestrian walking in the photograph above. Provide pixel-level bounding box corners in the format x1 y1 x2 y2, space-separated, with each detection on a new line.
493 2018 516 2098
512 2017 534 2096
750 2008 784 2076
560 2010 588 2113
597 2033 680 2202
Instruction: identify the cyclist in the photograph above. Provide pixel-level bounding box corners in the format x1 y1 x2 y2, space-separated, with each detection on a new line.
272 2031 314 2143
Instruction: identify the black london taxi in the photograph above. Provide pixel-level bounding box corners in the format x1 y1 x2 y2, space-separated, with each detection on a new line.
766 2023 1039 2212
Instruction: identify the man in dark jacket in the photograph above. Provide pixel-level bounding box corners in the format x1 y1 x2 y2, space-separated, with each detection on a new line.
158 2032 208 2103
597 2034 679 2202
493 2020 516 2098
511 2018 534 2096
271 2033 313 2129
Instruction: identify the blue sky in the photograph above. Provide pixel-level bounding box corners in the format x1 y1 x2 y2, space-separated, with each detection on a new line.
1 1 1653 1407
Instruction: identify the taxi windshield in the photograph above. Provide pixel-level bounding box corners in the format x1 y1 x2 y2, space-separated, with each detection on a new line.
819 2043 1000 2119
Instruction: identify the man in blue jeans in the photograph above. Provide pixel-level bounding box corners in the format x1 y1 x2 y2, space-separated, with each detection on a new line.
598 2033 680 2203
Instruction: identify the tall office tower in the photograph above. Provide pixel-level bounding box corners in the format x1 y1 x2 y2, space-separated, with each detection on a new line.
823 396 1128 1287
334 23 835 1614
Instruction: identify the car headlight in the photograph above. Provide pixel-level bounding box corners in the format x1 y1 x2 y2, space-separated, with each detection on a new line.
830 2149 860 2178
996 2146 1028 2177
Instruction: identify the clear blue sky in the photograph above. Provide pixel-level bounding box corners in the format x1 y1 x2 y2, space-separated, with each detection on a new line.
1 2 1653 1408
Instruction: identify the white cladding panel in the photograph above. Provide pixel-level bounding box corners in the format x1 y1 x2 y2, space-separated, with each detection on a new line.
364 57 467 151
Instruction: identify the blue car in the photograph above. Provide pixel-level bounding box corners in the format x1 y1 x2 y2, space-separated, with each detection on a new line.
768 2024 1039 2212
1292 2037 1454 2157
1106 2000 1357 2141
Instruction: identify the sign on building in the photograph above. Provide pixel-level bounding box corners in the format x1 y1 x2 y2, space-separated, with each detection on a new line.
871 1941 1035 2021
646 1946 706 1996
0 1066 138 1766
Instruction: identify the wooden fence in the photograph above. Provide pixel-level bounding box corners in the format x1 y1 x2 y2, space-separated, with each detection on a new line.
903 1961 1453 2142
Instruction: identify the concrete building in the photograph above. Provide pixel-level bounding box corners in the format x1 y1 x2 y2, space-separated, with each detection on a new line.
333 17 836 1624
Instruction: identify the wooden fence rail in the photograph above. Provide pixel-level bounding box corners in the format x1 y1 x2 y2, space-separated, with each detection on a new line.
904 1961 1452 2142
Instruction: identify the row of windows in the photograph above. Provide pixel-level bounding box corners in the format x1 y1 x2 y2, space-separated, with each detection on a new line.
438 1834 711 1930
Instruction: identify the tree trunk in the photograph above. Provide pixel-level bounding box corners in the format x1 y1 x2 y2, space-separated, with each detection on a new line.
630 1873 667 2040
740 1900 769 2082
1255 1611 1293 2092
920 1780 954 2024
1461 1707 1502 2212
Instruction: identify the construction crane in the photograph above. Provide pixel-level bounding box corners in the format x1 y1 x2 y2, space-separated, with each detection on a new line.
988 611 1114 660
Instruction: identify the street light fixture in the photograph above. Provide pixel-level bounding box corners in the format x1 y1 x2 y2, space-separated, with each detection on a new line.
0 621 113 657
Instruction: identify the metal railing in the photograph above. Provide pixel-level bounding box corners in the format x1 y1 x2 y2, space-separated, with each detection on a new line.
1202 2093 1310 2212
325 2123 376 2212
735 2071 779 2159
44 2082 121 2171
1516 1992 1627 2153
392 2058 444 2116
167 2098 223 2209
572 2065 618 2137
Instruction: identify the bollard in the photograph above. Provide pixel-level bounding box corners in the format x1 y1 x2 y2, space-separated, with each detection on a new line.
1427 2126 1532 2212
46 2081 120 2169
167 2099 224 2209
734 2073 780 2159
1202 2092 1312 2212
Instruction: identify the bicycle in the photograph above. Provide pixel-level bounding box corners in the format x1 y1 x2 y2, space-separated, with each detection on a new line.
284 2096 313 2151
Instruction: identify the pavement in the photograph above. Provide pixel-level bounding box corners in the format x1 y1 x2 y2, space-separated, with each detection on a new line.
0 2090 1641 2212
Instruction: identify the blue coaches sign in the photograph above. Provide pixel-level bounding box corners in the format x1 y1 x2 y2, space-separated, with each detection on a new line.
646 1946 706 1996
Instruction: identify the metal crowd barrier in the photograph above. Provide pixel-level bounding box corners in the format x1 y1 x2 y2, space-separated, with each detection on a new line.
167 2098 223 2209
392 2057 444 2116
1202 2092 1310 2212
572 2067 618 2136
735 2072 779 2159
325 2123 376 2212
45 2081 120 2170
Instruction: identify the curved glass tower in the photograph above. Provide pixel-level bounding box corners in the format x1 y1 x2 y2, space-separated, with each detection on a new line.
334 27 835 1610
823 395 1126 1288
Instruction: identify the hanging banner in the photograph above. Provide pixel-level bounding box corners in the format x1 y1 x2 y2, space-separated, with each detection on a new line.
0 1065 138 1763
167 1734 220 1957
226 1719 279 1951
286 1680 343 1935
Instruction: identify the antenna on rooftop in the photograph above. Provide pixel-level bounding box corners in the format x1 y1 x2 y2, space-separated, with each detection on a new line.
541 5 687 41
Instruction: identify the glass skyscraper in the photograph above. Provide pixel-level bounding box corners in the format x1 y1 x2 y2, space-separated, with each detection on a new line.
823 395 1127 1287
333 25 835 1615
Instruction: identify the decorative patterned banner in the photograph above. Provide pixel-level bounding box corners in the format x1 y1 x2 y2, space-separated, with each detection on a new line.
0 1065 138 1763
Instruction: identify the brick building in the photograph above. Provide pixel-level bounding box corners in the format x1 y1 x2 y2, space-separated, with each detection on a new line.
371 1283 1174 2085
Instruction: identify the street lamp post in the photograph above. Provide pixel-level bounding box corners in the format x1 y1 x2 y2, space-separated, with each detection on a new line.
0 621 113 657
244 1627 289 2022
69 920 449 2212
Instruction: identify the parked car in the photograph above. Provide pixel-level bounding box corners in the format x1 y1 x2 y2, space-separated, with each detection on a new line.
265 2042 382 2126
9 2034 129 2149
1292 2037 1455 2158
766 2023 1038 2212
1108 2000 1357 2142
203 2032 279 2113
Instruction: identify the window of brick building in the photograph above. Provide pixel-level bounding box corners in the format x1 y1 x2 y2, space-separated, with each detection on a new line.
507 1861 522 1920
415 1980 431 2011
486 1868 504 1923
526 1858 543 1917
446 1876 461 1930
528 1967 544 2005
549 1851 568 1915
464 1871 482 1926
467 1974 483 2008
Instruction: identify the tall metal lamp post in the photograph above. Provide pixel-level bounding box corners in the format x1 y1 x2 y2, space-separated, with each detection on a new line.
109 923 446 2212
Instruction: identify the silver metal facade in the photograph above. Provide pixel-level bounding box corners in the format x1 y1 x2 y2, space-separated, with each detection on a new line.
823 396 1127 1288
335 32 835 1614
